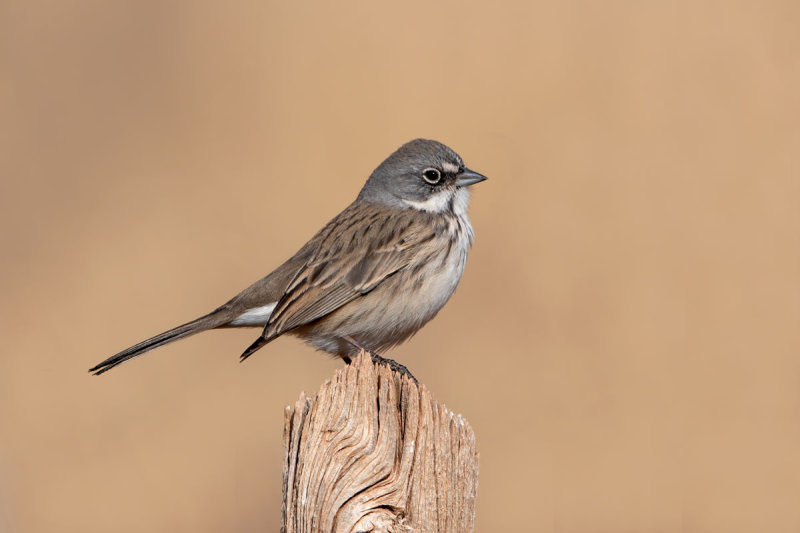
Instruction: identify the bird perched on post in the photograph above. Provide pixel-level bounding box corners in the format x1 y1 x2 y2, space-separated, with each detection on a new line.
89 139 487 375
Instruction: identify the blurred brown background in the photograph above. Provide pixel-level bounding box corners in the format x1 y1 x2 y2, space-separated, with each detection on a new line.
1 1 799 531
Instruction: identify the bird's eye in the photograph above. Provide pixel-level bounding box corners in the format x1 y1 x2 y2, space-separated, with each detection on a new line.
422 168 442 184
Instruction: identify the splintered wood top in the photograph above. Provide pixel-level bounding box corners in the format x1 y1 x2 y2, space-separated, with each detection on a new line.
282 352 478 533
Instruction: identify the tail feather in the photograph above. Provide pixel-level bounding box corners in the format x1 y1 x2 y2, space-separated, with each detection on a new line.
89 310 232 375
239 334 275 362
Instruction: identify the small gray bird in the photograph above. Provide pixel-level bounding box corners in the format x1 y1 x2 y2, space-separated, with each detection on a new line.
89 139 487 375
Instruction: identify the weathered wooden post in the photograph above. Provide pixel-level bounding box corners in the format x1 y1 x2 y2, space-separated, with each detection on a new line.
282 351 479 533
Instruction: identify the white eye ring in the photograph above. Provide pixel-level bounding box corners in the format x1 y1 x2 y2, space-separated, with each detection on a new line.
422 168 442 184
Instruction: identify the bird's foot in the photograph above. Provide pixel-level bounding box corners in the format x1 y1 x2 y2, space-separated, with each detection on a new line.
367 351 418 383
341 336 417 382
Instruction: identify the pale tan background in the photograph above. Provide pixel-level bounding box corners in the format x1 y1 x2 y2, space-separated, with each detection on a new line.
1 1 799 532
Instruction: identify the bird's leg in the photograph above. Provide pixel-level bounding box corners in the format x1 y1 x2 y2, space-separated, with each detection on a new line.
342 336 417 383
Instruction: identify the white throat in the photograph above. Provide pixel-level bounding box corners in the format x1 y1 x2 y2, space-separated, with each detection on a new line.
403 187 471 215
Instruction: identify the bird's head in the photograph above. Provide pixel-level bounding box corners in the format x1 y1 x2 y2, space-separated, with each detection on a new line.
358 139 487 214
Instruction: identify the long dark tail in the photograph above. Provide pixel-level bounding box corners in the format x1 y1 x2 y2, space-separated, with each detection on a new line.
89 309 233 375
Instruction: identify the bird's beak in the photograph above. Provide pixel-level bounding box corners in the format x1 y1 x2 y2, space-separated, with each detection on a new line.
455 168 488 187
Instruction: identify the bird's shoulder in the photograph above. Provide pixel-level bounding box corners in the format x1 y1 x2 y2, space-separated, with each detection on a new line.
307 200 444 262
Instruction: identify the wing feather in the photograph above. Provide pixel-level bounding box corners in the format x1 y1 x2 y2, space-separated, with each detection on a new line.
260 204 436 339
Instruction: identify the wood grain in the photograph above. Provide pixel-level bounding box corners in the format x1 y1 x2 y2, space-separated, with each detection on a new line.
282 351 478 533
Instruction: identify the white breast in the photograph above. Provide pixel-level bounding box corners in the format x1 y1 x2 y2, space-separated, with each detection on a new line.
415 211 473 316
